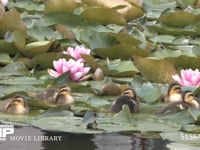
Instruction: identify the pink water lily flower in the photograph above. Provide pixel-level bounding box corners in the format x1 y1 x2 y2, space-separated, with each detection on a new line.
63 46 91 63
66 59 90 81
48 58 90 81
48 58 69 78
0 0 8 7
172 69 200 87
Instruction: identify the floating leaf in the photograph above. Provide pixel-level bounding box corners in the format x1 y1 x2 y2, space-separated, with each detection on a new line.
159 11 197 27
109 33 142 46
0 9 26 36
44 0 81 13
94 44 149 59
23 40 54 57
32 52 70 68
149 24 197 36
81 7 126 25
27 26 62 40
137 82 162 103
149 35 175 43
176 0 196 7
79 30 117 49
0 77 44 85
0 53 12 65
0 40 19 55
0 62 30 78
133 56 177 83
9 1 44 12
108 60 139 77
182 124 200 133
82 0 144 20
28 99 54 110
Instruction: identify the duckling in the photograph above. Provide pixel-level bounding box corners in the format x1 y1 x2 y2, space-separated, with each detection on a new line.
156 91 199 114
182 91 199 109
54 86 74 105
163 83 182 103
37 85 74 106
36 88 57 103
1 96 29 114
110 88 140 113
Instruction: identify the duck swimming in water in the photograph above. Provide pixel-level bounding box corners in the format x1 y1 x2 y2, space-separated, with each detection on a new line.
162 83 182 103
156 90 199 114
110 88 140 113
1 96 29 114
37 85 74 106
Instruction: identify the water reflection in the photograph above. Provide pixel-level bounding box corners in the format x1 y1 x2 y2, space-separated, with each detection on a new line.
0 126 170 150
93 133 169 150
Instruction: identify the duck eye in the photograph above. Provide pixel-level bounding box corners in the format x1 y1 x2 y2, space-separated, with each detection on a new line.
174 86 181 90
13 100 22 103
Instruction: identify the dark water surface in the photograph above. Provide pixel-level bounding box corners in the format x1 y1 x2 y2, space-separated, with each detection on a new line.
0 126 170 150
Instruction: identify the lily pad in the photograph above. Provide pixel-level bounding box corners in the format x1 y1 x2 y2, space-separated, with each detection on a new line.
32 52 70 68
44 0 81 13
0 9 26 36
81 7 126 25
0 62 30 78
133 56 177 83
23 40 54 57
159 11 197 27
94 44 149 59
137 82 162 103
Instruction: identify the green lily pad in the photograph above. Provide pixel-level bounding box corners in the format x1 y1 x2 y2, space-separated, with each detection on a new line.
137 82 162 103
159 11 197 27
0 53 13 65
0 62 30 78
23 40 54 57
81 7 126 25
0 9 26 36
32 52 70 68
94 44 149 59
0 77 44 85
0 40 19 55
133 56 177 83
44 0 81 13
182 124 200 133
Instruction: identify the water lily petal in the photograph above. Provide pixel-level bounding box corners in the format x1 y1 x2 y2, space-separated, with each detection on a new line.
70 72 83 81
1 0 8 7
48 69 61 78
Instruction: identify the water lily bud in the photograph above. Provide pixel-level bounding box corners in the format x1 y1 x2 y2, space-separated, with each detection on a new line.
93 68 104 81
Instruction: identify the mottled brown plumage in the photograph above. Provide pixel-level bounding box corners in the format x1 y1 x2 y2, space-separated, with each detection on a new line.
163 83 182 103
110 88 140 113
37 85 74 105
156 91 199 114
1 96 29 114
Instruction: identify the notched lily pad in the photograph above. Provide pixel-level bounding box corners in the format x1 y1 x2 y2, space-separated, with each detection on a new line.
0 9 26 36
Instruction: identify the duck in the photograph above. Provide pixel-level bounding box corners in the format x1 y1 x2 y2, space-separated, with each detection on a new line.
162 83 182 103
1 96 29 114
54 86 74 105
37 85 74 106
110 88 140 113
156 91 199 114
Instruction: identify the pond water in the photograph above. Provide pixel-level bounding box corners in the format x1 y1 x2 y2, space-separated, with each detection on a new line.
0 126 170 150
